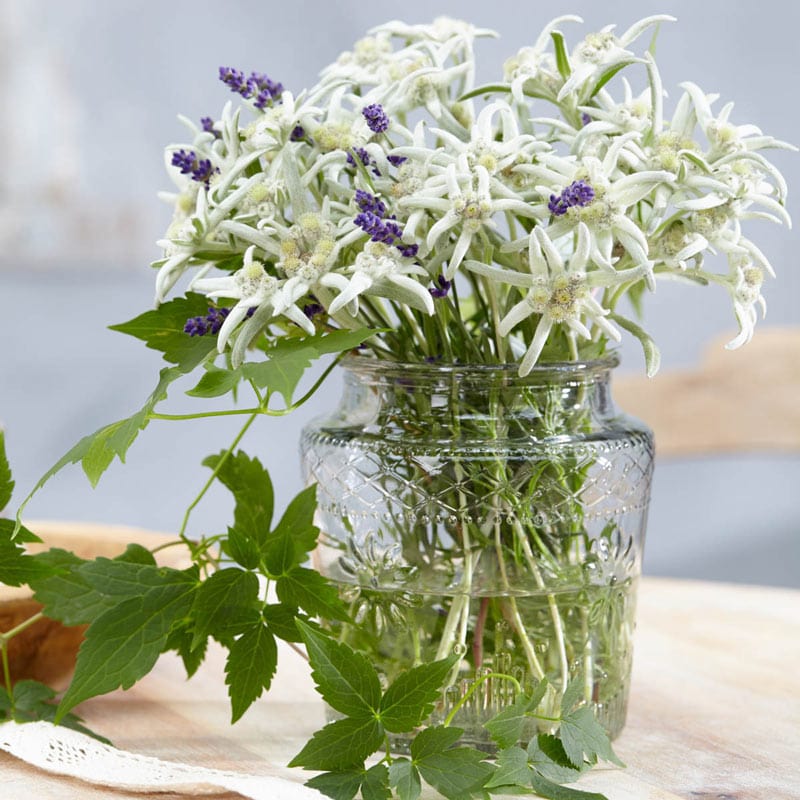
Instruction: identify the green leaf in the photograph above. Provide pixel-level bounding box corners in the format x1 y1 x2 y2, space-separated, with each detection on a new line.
203 450 274 546
31 549 112 625
361 764 391 800
589 60 637 99
551 31 571 79
19 366 184 498
166 621 208 678
409 725 463 759
559 706 624 769
560 679 585 715
186 364 243 399
0 532 52 587
57 572 197 719
113 543 157 566
415 746 494 800
109 293 218 371
10 680 108 742
528 735 586 784
379 655 458 733
288 716 384 770
607 312 661 377
0 430 14 511
79 559 194 599
226 526 261 570
296 620 381 717
277 567 348 621
243 329 375 405
262 603 308 643
262 485 319 576
484 746 532 789
189 567 261 646
389 758 422 800
306 770 364 800
457 83 512 103
225 621 278 723
529 773 608 800
485 681 549 748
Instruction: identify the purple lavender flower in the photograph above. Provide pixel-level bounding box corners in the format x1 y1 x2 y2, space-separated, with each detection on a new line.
184 306 231 337
354 211 404 245
548 180 595 216
355 189 387 217
303 301 326 319
429 275 451 299
219 67 250 96
387 154 408 167
581 112 592 127
397 242 419 258
362 103 390 134
171 149 218 189
219 66 283 108
290 125 307 142
200 117 221 139
346 147 382 177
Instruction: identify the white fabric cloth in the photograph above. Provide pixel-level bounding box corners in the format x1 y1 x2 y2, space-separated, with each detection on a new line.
0 720 322 799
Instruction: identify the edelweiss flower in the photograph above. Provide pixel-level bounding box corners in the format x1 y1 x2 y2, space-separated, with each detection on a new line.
725 261 767 349
402 156 538 277
465 224 627 374
558 16 675 101
192 247 313 351
325 241 433 316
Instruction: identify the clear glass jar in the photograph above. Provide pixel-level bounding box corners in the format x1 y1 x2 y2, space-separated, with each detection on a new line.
301 355 654 750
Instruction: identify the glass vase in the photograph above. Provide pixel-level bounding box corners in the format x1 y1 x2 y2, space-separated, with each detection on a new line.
300 355 654 750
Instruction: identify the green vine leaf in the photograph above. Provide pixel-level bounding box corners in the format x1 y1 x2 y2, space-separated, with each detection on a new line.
108 293 218 371
559 706 625 769
288 716 384 771
378 655 458 733
277 567 349 622
484 745 532 789
56 570 198 720
529 735 587 784
296 620 381 717
360 764 391 800
0 429 14 512
189 567 261 647
0 522 53 587
414 742 494 800
484 679 549 748
225 621 278 723
388 758 422 800
306 769 365 800
262 484 318 576
529 772 608 800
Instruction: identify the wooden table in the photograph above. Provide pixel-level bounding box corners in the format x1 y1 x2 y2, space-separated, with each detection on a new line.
2 577 799 799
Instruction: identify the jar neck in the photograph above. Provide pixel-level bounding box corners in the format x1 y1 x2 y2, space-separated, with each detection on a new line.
337 356 620 429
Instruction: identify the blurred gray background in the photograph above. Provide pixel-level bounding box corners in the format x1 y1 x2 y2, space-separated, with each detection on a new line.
1 0 798 587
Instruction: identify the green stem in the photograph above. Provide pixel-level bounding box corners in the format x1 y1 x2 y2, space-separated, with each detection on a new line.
0 611 44 643
178 412 258 539
443 672 522 727
149 408 262 421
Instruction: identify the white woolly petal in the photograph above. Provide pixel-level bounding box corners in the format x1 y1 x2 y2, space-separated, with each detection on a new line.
519 317 553 375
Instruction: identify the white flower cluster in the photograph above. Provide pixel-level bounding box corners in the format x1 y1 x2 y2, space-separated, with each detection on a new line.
156 15 793 374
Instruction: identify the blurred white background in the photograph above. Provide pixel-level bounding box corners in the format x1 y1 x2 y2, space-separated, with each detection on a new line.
1 0 798 586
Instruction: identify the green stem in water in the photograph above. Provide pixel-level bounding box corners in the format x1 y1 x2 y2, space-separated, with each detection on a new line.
443 671 522 727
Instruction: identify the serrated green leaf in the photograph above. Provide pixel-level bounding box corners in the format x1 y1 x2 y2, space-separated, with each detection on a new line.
190 567 261 646
415 746 494 800
484 746 532 789
277 567 348 621
113 543 157 566
0 430 14 511
203 450 274 546
485 681 549 748
225 622 277 723
529 773 608 800
608 312 661 377
31 549 113 625
79 559 193 599
288 716 384 770
379 655 457 733
0 535 52 587
409 725 463 760
296 620 380 717
262 603 308 643
560 679 585 715
361 763 391 800
551 31 571 79
529 735 586 784
306 770 364 800
166 621 208 678
559 706 624 769
389 758 422 800
109 293 218 371
226 526 261 570
186 364 243 398
243 329 375 405
57 574 197 720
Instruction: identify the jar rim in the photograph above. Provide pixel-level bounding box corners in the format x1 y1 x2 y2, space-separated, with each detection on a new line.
339 351 621 379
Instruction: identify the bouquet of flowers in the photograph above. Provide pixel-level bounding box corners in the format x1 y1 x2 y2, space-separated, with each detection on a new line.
2 14 792 800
